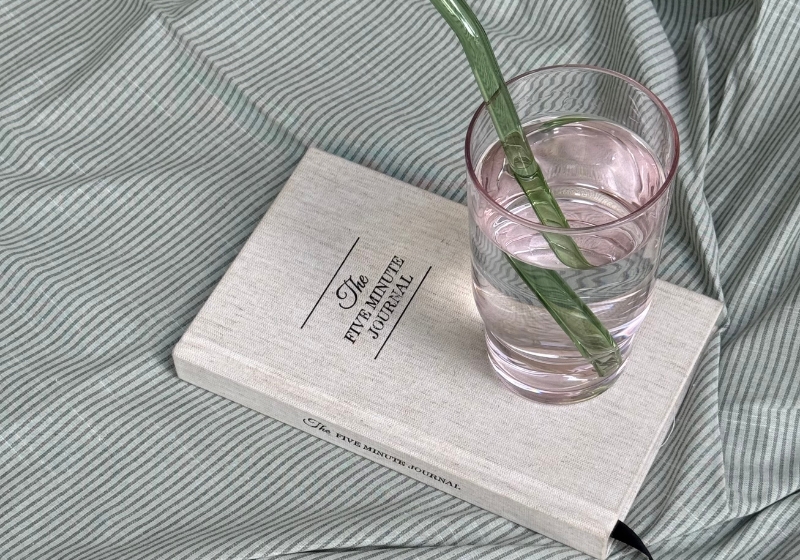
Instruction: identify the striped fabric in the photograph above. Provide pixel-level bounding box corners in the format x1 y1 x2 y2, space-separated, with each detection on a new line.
1 0 798 558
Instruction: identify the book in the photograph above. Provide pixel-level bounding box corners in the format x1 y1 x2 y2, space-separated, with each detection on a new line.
173 148 723 559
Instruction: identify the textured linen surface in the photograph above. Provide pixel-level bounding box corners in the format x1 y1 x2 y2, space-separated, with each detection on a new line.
1 1 798 559
172 146 724 558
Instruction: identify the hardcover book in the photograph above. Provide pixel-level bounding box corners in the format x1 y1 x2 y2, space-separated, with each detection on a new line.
173 148 722 559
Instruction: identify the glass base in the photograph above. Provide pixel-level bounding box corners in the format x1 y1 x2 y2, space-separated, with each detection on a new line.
486 334 625 404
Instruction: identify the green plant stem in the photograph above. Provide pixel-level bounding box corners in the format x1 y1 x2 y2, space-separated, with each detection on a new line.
430 0 621 376
430 0 591 269
507 256 620 376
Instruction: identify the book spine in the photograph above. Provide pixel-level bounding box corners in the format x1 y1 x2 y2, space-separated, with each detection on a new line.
174 352 467 496
172 341 608 559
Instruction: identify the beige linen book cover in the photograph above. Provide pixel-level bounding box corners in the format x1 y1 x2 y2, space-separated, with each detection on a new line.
173 148 722 559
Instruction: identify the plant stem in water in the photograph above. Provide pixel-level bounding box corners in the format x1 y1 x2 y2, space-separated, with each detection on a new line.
430 0 621 376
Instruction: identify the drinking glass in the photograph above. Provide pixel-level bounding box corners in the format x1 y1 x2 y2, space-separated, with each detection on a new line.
466 65 679 404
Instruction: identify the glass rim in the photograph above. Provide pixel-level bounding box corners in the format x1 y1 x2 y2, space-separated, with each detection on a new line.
464 64 680 234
